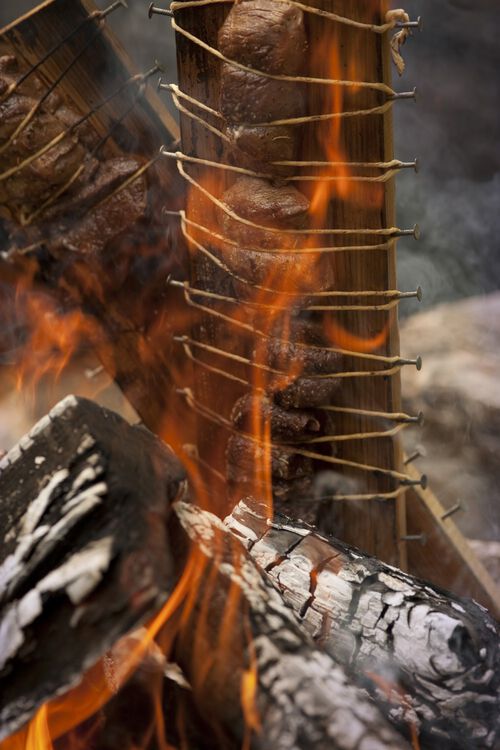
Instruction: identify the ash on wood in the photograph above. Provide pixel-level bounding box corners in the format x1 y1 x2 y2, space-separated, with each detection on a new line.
226 499 500 750
0 395 186 742
171 500 411 750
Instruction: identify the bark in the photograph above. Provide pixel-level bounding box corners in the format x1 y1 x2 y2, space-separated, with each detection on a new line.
225 499 500 750
0 396 186 742
171 501 410 750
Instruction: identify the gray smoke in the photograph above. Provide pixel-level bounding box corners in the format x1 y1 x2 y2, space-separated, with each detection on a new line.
393 0 500 312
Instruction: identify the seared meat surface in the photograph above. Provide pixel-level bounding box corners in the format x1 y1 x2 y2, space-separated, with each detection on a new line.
215 0 341 506
0 54 150 258
218 0 306 75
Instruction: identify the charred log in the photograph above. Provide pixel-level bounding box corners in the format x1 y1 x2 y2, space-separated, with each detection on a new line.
0 396 186 741
225 499 500 750
171 500 410 750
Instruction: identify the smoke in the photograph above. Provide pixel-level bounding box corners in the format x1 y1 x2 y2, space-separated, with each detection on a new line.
393 0 500 311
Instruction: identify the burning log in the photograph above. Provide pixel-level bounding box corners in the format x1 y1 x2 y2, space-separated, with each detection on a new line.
1 399 498 750
225 499 500 749
0 398 411 750
0 395 186 741
171 500 411 750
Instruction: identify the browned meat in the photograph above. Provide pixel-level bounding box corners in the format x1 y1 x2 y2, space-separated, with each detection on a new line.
216 239 334 295
220 65 304 124
274 375 341 410
265 329 341 376
0 59 87 216
49 169 147 257
218 0 306 75
220 176 309 247
0 53 154 260
41 157 142 223
226 433 313 482
230 393 321 442
226 123 298 177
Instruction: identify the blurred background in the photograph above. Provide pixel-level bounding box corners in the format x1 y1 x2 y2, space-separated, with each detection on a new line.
0 0 498 571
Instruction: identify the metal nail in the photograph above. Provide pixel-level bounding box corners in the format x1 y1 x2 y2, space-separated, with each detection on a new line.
390 87 418 102
84 364 104 380
401 475 428 489
396 356 422 370
102 0 128 17
396 16 423 32
148 3 173 17
400 533 427 545
441 502 464 521
404 446 426 466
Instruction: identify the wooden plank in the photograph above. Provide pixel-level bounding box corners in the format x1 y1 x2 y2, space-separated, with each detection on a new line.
174 1 411 563
0 0 179 145
303 1 406 566
404 462 500 618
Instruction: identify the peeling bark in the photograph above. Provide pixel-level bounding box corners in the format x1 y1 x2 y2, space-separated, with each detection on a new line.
0 396 186 741
225 499 500 749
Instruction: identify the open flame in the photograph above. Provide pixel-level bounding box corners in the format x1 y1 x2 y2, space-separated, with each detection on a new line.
0 3 396 749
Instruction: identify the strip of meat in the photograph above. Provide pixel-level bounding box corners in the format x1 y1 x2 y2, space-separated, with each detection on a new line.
218 0 307 75
220 65 304 125
219 175 309 249
216 239 334 295
230 393 321 442
226 433 313 482
225 124 298 177
274 375 341 410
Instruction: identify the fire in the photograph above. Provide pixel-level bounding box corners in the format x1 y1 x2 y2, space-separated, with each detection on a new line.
366 671 421 750
325 318 389 353
0 3 398 749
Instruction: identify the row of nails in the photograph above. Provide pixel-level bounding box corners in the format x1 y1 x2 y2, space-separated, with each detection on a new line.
149 4 422 31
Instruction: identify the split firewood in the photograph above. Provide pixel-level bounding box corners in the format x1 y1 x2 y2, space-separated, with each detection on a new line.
225 499 500 750
0 395 186 741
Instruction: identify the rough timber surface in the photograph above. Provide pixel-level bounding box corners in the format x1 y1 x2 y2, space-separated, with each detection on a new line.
225 499 500 750
303 0 405 565
0 396 186 742
174 0 407 562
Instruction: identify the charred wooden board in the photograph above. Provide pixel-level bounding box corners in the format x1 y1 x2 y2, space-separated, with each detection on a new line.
226 499 500 750
0 395 186 742
0 0 187 432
